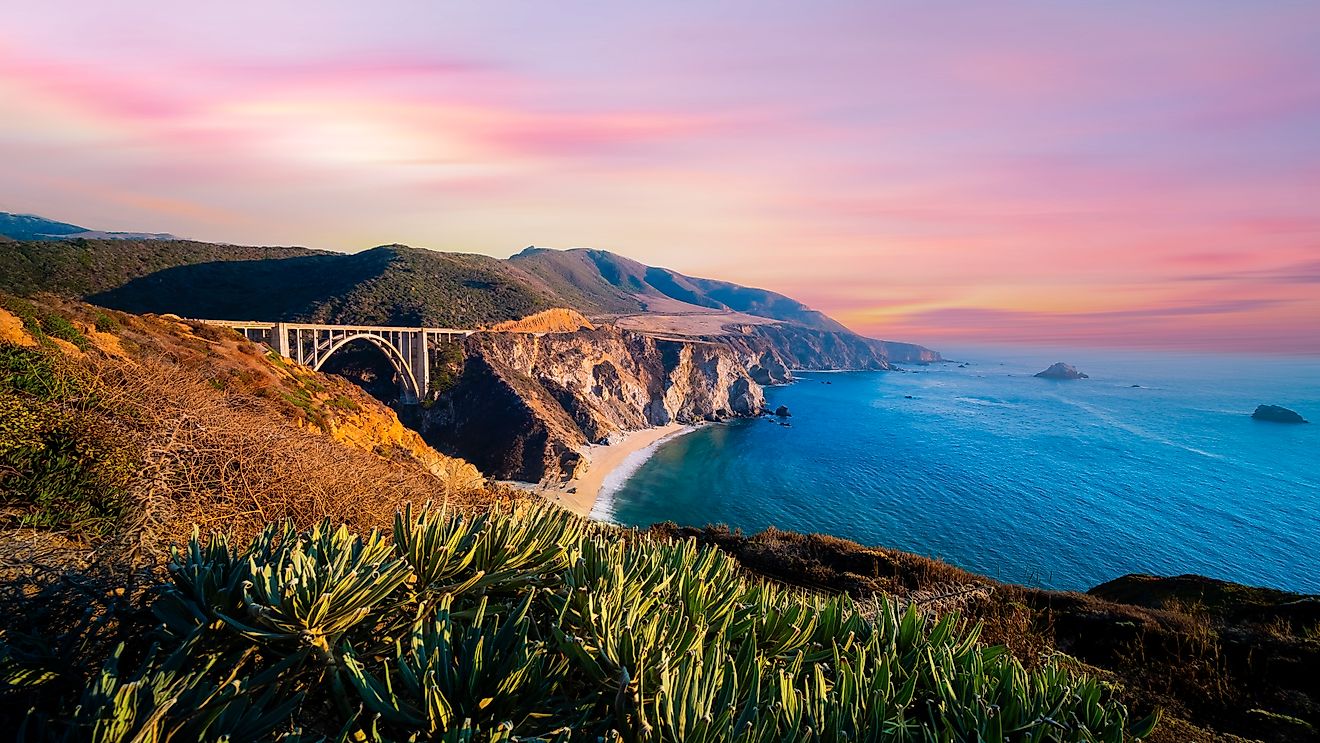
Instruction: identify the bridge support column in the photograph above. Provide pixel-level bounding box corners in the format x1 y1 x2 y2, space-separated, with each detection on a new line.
273 322 291 358
416 330 430 401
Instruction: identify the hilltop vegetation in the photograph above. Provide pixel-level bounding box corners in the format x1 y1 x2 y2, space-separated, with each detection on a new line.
0 238 835 332
83 244 558 328
0 239 558 327
0 238 318 299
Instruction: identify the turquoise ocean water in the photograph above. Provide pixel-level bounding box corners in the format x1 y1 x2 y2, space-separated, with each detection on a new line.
598 346 1320 593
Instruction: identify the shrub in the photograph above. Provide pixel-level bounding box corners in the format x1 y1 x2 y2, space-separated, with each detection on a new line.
326 394 360 412
0 295 89 350
0 346 134 535
8 502 1159 741
92 311 120 334
426 340 466 399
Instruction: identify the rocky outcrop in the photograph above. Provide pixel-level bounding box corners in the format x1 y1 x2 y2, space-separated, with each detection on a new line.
1034 362 1088 380
748 351 792 386
413 327 765 482
0 308 38 347
1252 404 1308 424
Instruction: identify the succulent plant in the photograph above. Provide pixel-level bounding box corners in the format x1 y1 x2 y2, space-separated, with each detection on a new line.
21 502 1157 742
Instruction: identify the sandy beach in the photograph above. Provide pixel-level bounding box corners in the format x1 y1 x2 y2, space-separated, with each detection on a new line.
523 423 696 518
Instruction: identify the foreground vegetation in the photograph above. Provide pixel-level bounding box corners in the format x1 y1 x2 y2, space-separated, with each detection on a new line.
4 501 1156 741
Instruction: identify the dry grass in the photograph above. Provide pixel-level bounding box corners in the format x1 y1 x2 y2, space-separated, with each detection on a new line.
3 297 494 559
106 357 483 551
487 307 595 333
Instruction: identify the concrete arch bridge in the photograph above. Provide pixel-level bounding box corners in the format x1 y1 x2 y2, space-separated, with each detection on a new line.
200 321 475 404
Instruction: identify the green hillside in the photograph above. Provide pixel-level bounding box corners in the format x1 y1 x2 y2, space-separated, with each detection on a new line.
505 248 648 315
0 221 908 344
93 244 559 327
0 240 558 327
0 238 318 298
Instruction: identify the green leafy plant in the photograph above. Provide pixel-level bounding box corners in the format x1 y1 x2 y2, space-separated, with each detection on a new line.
187 520 410 654
93 311 121 334
10 502 1160 741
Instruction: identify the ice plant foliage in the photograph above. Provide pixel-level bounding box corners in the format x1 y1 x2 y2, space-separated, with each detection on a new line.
22 502 1158 741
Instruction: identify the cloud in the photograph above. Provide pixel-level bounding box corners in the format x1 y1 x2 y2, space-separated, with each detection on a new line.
1172 258 1320 285
862 295 1319 353
910 298 1288 326
2 4 1319 353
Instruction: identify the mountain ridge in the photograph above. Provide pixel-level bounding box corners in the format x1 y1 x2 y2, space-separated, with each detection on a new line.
510 246 852 333
0 211 177 241
0 213 939 367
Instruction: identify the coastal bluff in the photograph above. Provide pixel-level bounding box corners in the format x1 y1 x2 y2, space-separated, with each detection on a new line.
410 326 764 483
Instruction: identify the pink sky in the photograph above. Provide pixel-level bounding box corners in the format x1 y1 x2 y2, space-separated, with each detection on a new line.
2 2 1318 352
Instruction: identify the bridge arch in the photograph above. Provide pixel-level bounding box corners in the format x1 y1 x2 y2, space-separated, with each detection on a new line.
200 321 480 404
313 332 422 402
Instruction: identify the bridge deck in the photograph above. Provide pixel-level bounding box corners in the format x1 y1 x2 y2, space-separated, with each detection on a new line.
195 320 475 334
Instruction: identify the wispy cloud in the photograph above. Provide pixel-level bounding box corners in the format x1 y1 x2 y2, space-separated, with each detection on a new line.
1172 259 1320 285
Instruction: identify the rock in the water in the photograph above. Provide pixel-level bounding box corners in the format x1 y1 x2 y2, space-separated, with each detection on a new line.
1034 362 1089 380
1251 405 1308 424
774 405 792 417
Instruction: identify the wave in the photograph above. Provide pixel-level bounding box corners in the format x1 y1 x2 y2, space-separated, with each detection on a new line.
589 425 697 522
1045 394 1226 460
953 396 1016 408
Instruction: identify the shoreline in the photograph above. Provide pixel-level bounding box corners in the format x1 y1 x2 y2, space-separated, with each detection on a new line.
512 422 697 519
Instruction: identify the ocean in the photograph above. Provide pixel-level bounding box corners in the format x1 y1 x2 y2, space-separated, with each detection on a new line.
596 345 1320 594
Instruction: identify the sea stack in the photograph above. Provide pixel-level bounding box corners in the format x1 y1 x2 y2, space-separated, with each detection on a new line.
1035 362 1088 380
774 405 792 417
1251 405 1308 424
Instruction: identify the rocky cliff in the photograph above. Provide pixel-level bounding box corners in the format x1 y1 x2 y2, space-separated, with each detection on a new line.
691 323 941 385
747 324 938 371
410 327 764 482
